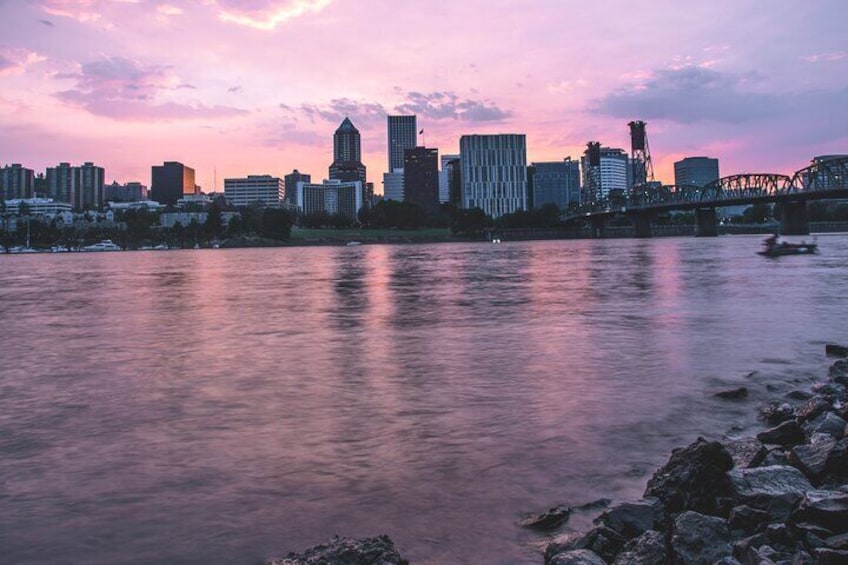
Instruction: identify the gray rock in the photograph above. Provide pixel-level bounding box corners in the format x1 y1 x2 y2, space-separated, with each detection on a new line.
811 381 847 399
547 549 606 565
803 412 847 440
518 503 573 530
644 438 734 517
727 505 770 535
544 526 625 564
267 535 407 565
786 390 814 401
612 530 666 565
725 437 768 469
594 498 665 540
796 397 832 423
825 532 848 550
826 344 848 358
715 387 748 400
829 359 848 380
761 448 791 467
670 511 732 565
791 490 848 532
825 438 848 479
727 465 814 522
789 433 838 484
812 547 848 564
760 402 795 425
757 420 806 446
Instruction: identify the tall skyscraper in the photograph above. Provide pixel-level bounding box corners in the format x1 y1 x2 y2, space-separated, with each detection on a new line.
530 158 581 210
47 162 76 205
459 134 528 218
403 146 439 216
284 169 311 205
329 117 366 187
674 156 720 187
1 164 35 200
387 115 417 172
151 161 196 206
76 161 105 210
439 154 459 204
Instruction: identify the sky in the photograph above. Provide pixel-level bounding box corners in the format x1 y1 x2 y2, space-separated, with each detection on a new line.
0 0 846 193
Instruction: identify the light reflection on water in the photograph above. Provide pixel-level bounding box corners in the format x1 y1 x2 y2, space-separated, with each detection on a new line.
1 235 846 564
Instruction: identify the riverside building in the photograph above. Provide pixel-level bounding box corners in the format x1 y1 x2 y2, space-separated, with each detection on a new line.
151 161 196 206
1 164 35 200
459 134 528 218
674 157 720 187
224 175 285 207
46 161 105 210
296 179 363 223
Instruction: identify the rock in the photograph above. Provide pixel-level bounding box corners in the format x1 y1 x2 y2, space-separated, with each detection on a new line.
670 511 732 565
760 402 795 425
796 398 833 422
803 412 847 440
611 530 666 565
715 387 748 400
267 535 408 565
728 465 814 522
829 359 848 380
790 433 838 484
825 532 848 550
791 490 848 533
518 503 572 530
824 438 848 479
757 420 806 446
727 505 770 535
761 448 790 467
547 549 606 565
812 548 848 564
713 558 743 565
786 390 814 401
644 438 734 517
812 381 847 400
826 344 848 358
594 498 665 540
725 437 768 469
544 526 625 564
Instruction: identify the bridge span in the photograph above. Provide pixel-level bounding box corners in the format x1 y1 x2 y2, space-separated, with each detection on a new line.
564 156 848 237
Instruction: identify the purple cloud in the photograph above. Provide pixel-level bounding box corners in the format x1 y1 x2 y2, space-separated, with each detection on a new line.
55 56 247 120
394 91 510 122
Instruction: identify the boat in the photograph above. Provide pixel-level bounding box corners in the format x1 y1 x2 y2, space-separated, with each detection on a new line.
758 235 817 257
83 239 122 252
346 241 362 246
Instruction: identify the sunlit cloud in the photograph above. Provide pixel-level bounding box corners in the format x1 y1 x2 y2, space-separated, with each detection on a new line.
547 79 588 94
41 0 103 22
803 51 848 63
211 0 334 30
156 4 183 17
0 48 47 76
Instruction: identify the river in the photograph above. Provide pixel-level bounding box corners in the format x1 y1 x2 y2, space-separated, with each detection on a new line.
1 234 846 564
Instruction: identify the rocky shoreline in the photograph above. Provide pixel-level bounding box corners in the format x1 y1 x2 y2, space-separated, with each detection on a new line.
269 346 848 564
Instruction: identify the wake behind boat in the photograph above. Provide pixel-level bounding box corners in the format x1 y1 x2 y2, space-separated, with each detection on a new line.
758 234 817 257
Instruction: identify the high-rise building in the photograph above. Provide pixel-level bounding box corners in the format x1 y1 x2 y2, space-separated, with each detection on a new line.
459 134 528 218
383 170 404 201
329 117 366 187
674 157 720 187
444 157 462 206
296 179 363 222
284 169 311 205
403 146 439 216
439 154 459 203
530 159 581 210
387 115 417 172
1 164 35 200
224 175 285 207
581 145 628 201
46 162 76 205
105 181 147 202
76 162 105 210
151 161 196 206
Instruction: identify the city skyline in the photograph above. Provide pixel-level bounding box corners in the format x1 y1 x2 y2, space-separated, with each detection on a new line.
1 1 846 192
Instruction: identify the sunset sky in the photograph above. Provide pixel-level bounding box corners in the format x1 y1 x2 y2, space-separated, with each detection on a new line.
1 0 846 193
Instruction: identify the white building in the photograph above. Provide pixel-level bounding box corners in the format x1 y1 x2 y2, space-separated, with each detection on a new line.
382 169 405 201
224 175 284 207
459 134 527 218
581 147 629 201
3 198 73 216
297 179 363 222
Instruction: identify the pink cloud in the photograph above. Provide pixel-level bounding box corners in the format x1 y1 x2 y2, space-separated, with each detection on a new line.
803 51 848 63
41 0 103 22
211 0 333 30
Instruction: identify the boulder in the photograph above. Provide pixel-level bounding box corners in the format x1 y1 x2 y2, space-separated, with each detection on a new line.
786 390 814 401
789 433 838 484
547 549 606 565
757 420 805 446
267 535 407 565
826 344 848 358
825 532 848 550
727 505 770 535
518 503 572 530
669 511 732 565
611 530 666 565
812 548 848 564
715 387 748 400
727 465 814 522
796 397 833 423
829 359 848 380
761 448 790 467
644 438 734 516
811 381 847 400
824 438 848 479
725 437 768 469
544 526 625 564
790 490 848 533
760 402 795 425
594 498 665 540
803 412 847 440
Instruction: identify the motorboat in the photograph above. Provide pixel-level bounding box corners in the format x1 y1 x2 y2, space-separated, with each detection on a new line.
758 235 817 257
346 241 362 246
83 239 122 252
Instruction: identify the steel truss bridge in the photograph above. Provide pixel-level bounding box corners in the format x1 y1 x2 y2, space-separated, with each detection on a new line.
563 156 848 236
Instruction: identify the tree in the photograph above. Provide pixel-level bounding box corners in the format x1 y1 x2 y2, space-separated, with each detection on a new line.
204 201 224 241
742 203 772 224
261 208 292 240
451 207 490 236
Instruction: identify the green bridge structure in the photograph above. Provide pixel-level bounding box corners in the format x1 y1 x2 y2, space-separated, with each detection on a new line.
563 156 848 238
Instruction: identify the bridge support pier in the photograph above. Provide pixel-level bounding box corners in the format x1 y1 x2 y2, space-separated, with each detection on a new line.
590 216 607 238
780 200 809 235
630 212 653 238
695 208 718 237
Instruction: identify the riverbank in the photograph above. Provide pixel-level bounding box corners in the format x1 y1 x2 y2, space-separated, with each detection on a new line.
272 346 848 564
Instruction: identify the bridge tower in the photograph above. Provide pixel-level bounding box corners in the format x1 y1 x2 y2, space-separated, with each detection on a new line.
628 121 654 191
582 141 602 203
